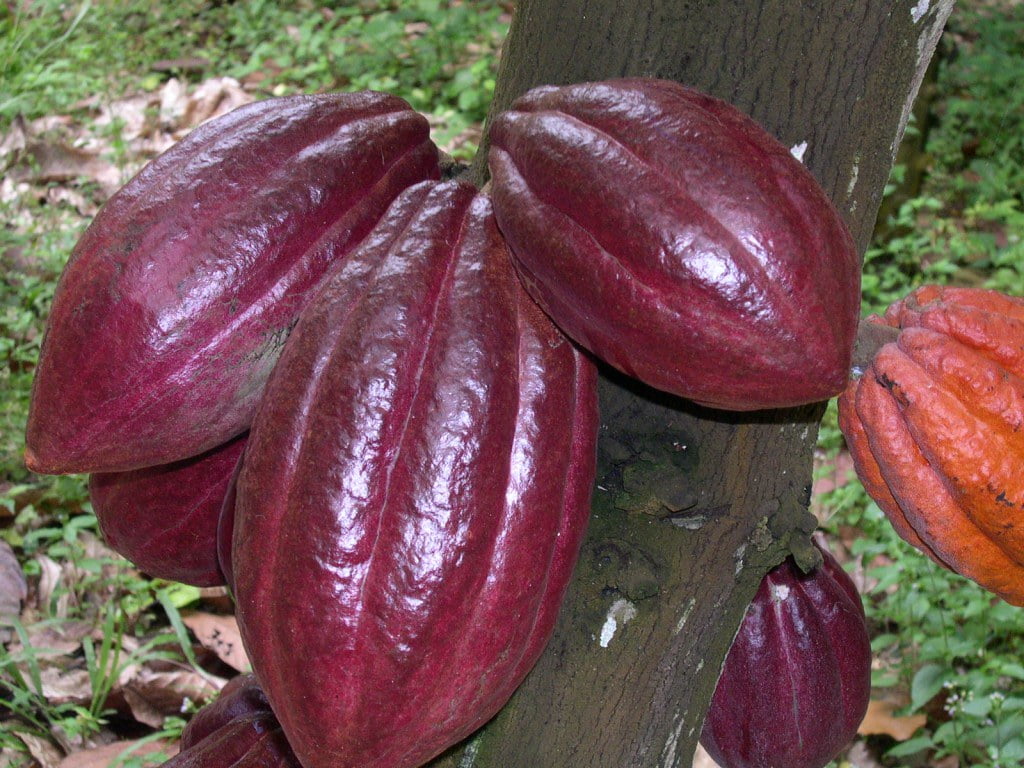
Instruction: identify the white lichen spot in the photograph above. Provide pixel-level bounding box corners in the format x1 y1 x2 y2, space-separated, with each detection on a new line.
770 583 792 603
660 712 686 767
789 141 809 163
847 160 860 197
800 425 810 441
911 0 930 22
599 598 638 648
458 738 482 768
673 597 697 635
734 543 747 575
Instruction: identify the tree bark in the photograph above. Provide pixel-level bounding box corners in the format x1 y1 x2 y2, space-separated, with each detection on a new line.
436 2 954 766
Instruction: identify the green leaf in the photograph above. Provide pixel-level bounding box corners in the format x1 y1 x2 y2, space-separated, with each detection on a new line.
886 735 935 758
911 664 947 711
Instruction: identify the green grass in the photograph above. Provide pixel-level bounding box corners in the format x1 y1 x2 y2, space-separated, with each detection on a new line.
0 0 506 151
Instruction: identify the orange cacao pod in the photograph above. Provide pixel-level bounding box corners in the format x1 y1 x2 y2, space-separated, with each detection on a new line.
838 285 1024 605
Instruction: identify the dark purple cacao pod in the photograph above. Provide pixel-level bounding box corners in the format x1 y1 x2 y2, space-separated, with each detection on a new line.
163 675 299 768
700 543 870 768
180 674 271 750
233 179 599 768
27 91 439 474
88 433 246 587
488 78 860 410
216 447 244 592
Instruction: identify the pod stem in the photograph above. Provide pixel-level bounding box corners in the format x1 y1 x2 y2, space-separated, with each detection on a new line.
851 318 901 377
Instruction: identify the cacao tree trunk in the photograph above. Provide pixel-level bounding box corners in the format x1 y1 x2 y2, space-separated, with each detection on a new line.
432 2 954 766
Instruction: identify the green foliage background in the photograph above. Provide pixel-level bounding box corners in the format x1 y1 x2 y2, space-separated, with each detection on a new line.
1 1 1023 766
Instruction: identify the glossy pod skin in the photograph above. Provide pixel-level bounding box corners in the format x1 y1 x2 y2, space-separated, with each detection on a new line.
26 91 439 474
88 433 247 587
488 78 860 410
700 543 871 768
162 675 300 768
838 285 1024 605
233 180 599 768
179 674 272 749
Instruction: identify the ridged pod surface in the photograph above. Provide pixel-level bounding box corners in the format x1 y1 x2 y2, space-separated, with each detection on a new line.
488 78 860 410
700 543 870 768
233 180 599 768
162 674 299 768
88 433 247 587
838 285 1024 605
27 91 439 474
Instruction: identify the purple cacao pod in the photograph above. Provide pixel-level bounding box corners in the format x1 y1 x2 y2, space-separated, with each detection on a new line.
163 675 299 767
180 674 271 750
488 78 860 410
700 542 871 768
216 447 244 592
88 433 247 587
27 91 439 474
233 179 599 768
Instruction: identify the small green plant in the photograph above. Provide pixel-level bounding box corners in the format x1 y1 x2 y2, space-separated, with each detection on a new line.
0 502 199 762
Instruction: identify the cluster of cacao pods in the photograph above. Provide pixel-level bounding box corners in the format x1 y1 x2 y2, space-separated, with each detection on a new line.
27 78 866 768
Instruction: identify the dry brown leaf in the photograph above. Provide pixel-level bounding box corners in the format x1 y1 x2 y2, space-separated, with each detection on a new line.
35 554 65 618
15 731 63 768
182 611 250 672
179 77 253 134
0 540 27 627
1 746 32 768
94 93 159 144
56 738 178 768
857 698 928 740
0 114 29 161
159 78 188 130
39 665 92 706
122 664 225 719
11 141 121 194
25 620 93 658
45 185 97 216
123 686 167 729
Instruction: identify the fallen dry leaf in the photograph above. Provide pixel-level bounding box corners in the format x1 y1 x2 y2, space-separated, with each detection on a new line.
38 665 92 705
35 553 65 618
56 738 177 768
0 540 27 626
182 611 250 672
179 77 253 134
123 686 167 729
158 77 187 130
25 620 93 658
857 698 928 741
122 664 225 721
0 114 29 160
15 731 63 768
10 141 122 195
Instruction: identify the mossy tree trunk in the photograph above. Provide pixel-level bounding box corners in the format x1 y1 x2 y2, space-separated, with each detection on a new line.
435 2 954 766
